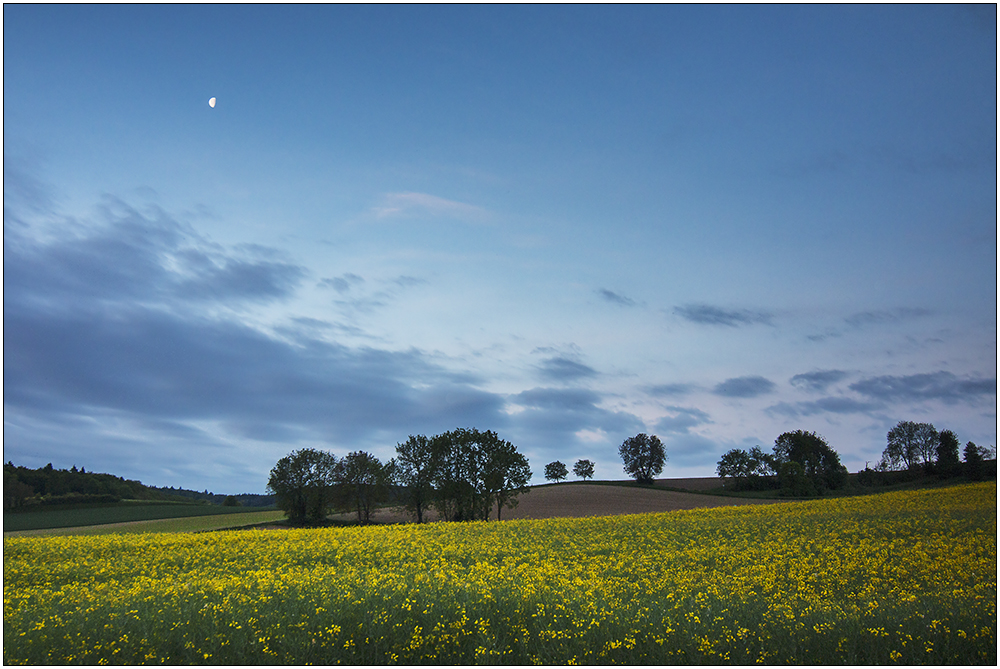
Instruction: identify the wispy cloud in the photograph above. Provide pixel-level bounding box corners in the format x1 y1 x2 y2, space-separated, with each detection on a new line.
371 192 489 222
507 387 643 443
318 273 364 293
712 376 777 398
674 304 772 327
654 406 712 434
596 289 636 307
537 356 598 383
790 370 849 393
845 308 931 328
767 397 882 418
646 383 696 398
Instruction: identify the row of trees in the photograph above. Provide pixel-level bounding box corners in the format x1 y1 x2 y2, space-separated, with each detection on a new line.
874 420 994 481
718 422 995 496
543 459 595 483
546 433 669 485
267 428 532 525
716 430 849 496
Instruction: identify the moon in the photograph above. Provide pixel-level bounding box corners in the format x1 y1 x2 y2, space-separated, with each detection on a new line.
209 97 216 108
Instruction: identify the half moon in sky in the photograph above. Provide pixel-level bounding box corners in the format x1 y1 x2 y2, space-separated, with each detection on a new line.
209 97 216 108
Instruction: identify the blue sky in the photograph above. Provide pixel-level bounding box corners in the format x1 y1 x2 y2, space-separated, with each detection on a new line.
4 5 996 494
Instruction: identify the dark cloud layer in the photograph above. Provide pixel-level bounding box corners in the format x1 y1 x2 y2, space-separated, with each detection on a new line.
849 372 996 404
770 371 995 418
712 376 777 398
674 304 772 327
5 199 306 308
4 198 657 490
2 203 512 479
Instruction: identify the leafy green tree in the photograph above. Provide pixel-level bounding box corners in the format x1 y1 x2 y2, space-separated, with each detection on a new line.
882 421 938 471
545 461 568 483
337 451 395 525
573 459 595 481
482 435 531 521
266 448 339 525
429 428 531 521
717 448 753 489
428 431 471 522
222 495 240 507
773 430 848 493
619 433 666 484
777 460 815 497
717 446 777 491
394 435 437 523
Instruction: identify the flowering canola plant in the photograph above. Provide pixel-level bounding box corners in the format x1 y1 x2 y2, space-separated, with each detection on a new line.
4 483 996 664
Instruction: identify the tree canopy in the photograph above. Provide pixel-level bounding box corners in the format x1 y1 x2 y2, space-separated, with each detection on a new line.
882 421 938 471
421 428 531 522
266 448 338 524
716 446 775 491
773 430 848 495
573 459 595 481
394 434 436 523
337 450 395 525
545 461 568 483
619 433 666 484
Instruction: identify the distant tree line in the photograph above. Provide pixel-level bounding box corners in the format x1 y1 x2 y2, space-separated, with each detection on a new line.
3 462 173 510
148 487 277 507
717 423 995 497
3 462 276 511
862 420 996 484
267 427 532 526
716 430 848 496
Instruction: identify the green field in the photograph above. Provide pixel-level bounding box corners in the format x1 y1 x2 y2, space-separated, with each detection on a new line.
4 483 995 665
3 501 277 533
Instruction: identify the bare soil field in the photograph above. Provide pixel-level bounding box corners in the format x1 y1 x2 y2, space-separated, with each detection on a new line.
496 483 779 520
333 482 781 525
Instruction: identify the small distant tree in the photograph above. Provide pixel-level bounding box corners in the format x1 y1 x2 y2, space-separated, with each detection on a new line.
573 459 595 481
222 495 240 507
545 461 568 483
267 448 339 525
619 433 666 484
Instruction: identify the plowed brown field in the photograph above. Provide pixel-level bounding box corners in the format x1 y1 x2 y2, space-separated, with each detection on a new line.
335 480 782 524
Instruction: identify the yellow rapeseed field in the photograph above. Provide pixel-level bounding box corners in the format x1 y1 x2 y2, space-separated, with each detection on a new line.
4 483 996 664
